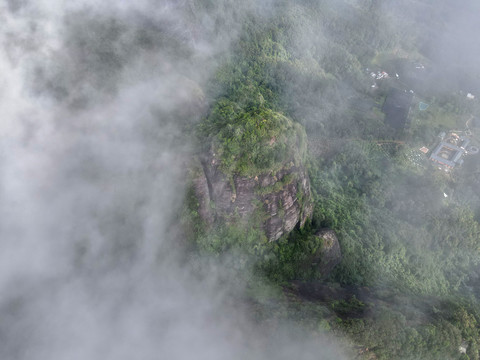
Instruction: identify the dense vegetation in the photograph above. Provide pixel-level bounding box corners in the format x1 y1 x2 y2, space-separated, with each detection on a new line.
199 101 306 176
185 0 480 358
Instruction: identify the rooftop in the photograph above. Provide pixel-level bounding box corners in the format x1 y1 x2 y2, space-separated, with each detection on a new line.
429 133 470 169
382 88 413 130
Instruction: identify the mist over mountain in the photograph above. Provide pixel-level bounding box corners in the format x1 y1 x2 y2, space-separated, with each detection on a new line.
2 1 480 359
0 1 347 359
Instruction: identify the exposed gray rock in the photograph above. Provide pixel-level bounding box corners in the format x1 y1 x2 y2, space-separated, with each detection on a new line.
192 170 214 226
193 151 313 241
314 229 341 277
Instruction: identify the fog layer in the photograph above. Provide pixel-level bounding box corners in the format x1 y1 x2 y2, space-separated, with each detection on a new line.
0 2 346 359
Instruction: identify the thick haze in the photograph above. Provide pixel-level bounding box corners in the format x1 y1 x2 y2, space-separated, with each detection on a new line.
0 1 347 359
3 0 480 359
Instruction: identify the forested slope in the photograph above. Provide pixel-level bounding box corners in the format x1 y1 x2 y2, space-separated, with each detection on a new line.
183 1 480 359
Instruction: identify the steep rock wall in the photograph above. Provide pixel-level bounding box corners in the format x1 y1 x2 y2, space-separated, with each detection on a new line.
314 229 342 277
194 150 313 241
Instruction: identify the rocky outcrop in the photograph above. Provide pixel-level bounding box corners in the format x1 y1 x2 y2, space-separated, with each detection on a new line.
191 170 214 226
313 229 342 277
193 150 313 241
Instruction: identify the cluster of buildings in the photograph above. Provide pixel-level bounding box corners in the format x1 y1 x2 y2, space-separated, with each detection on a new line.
371 62 479 172
379 88 479 172
429 132 478 170
370 70 389 80
367 68 394 89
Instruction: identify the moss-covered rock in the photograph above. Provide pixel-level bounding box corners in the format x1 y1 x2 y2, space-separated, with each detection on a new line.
193 110 312 242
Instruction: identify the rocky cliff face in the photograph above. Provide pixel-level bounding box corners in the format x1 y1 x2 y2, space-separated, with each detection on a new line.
313 229 342 277
193 149 313 241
